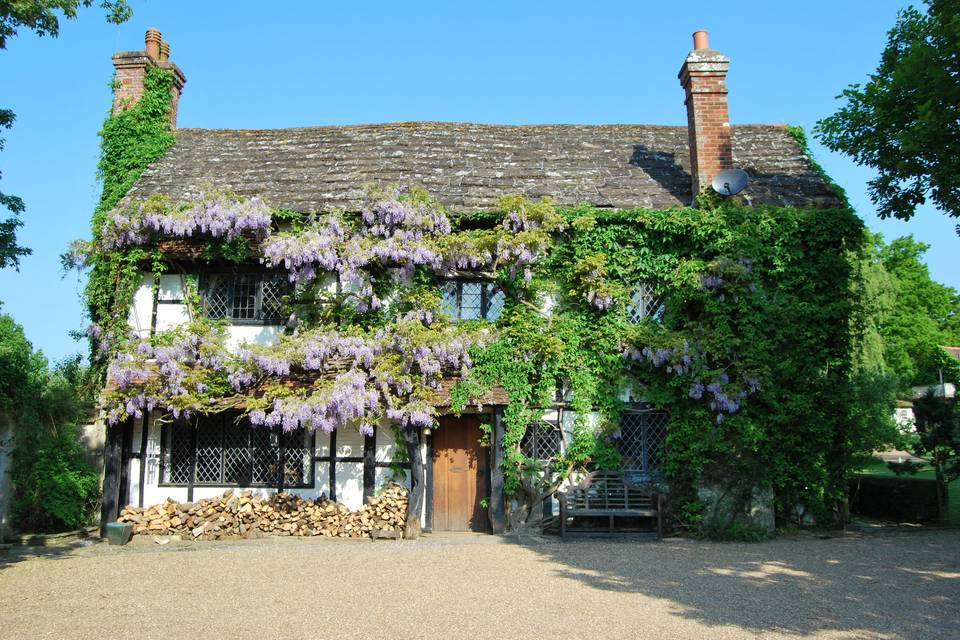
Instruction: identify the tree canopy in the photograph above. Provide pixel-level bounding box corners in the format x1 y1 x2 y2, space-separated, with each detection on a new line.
862 233 960 387
0 0 133 272
0 1 131 49
815 0 960 232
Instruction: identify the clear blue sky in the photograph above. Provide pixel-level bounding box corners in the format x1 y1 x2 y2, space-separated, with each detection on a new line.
1 0 957 361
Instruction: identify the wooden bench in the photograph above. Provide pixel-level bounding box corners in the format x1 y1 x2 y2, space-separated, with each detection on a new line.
558 471 663 539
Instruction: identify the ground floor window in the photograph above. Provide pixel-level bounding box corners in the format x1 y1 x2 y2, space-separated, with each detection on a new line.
161 413 313 488
521 419 563 461
617 408 668 479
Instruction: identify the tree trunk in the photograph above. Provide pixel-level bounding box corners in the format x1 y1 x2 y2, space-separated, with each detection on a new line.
403 427 424 539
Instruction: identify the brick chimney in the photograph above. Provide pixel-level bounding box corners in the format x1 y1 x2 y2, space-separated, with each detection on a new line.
678 30 732 199
111 28 186 127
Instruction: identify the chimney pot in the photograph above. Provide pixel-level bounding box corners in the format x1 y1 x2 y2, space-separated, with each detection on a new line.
145 28 162 60
693 30 709 50
113 28 186 127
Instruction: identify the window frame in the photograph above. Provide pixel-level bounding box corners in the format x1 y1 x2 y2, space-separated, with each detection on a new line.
159 414 315 489
625 281 666 324
199 271 290 326
440 278 505 322
616 406 668 481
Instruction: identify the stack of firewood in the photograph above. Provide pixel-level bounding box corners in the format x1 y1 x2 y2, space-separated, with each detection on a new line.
117 483 408 541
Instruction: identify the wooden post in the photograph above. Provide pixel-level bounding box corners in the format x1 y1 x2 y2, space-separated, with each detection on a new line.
363 426 376 502
489 408 506 533
329 429 337 502
99 420 124 537
403 426 424 539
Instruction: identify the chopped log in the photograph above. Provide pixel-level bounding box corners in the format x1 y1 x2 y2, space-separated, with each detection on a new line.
118 483 409 541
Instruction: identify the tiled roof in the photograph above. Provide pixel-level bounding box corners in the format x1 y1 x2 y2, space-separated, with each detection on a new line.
125 122 843 212
943 346 960 361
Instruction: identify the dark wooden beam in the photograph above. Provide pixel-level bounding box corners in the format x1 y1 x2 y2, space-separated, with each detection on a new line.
362 426 376 502
99 420 124 537
489 408 506 533
403 427 424 539
329 429 337 502
117 418 134 511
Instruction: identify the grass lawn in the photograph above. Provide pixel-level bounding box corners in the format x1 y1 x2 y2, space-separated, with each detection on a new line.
856 457 960 526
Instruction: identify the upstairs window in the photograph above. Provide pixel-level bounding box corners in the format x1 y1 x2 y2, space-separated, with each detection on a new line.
201 273 289 325
440 280 505 322
626 281 665 324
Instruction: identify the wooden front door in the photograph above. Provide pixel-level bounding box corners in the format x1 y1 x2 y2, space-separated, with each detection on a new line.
432 415 490 531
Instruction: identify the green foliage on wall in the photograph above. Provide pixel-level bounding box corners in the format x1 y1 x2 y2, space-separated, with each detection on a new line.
77 66 175 366
456 197 899 531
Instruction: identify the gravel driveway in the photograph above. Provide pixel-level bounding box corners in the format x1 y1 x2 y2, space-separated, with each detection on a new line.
0 529 957 639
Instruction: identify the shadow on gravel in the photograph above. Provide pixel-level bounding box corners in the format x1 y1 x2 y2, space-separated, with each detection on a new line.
0 540 99 570
518 531 959 639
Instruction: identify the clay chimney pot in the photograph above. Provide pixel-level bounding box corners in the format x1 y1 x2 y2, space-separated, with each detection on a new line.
145 28 162 60
693 30 709 50
159 41 170 63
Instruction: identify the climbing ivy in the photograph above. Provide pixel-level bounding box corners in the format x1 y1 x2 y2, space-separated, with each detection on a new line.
454 195 892 533
75 66 176 367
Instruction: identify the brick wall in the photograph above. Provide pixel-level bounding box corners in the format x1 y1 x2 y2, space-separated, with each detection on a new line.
679 34 733 199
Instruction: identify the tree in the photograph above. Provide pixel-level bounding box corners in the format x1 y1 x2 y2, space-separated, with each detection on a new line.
911 392 960 521
0 313 100 532
815 0 960 232
873 235 960 387
0 1 133 271
0 1 131 49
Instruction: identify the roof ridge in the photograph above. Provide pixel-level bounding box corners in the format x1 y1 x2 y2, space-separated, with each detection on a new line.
172 121 789 134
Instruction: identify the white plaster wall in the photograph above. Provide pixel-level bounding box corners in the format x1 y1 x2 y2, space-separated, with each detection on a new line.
226 325 283 350
375 425 398 463
127 274 154 338
336 427 365 459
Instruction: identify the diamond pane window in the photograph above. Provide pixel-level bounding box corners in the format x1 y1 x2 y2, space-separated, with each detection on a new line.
194 422 223 483
232 274 257 320
617 409 668 478
460 282 482 320
626 282 665 324
201 273 290 325
163 424 193 484
161 414 312 488
440 279 504 322
520 420 563 461
252 429 280 484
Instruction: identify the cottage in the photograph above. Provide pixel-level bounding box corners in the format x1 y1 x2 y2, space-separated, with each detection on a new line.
96 28 845 538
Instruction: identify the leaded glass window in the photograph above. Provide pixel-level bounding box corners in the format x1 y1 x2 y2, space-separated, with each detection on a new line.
617 409 668 478
161 414 312 487
626 282 665 324
440 280 504 322
521 420 563 461
201 273 290 325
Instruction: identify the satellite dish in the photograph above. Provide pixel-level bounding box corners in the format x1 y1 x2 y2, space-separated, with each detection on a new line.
711 169 749 196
